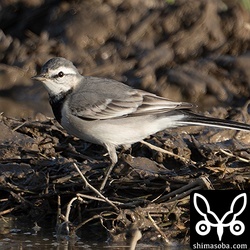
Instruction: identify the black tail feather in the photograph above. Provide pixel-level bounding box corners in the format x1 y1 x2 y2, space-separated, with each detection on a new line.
178 111 250 132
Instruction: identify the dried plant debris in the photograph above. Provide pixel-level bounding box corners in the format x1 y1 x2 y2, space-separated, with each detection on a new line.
0 112 250 245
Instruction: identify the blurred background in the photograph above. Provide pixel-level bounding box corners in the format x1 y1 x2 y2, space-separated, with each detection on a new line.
1 0 250 119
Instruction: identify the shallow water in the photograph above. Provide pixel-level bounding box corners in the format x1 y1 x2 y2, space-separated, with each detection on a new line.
0 226 119 249
0 217 191 249
0 217 105 249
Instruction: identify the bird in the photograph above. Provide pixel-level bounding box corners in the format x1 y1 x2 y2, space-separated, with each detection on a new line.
33 57 250 190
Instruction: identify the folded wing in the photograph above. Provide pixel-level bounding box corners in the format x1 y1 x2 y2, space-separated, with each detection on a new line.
70 88 194 120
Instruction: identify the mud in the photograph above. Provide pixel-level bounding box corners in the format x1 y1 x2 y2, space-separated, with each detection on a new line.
0 0 250 246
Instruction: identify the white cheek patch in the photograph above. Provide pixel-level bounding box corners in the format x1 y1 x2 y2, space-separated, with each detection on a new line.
43 80 71 96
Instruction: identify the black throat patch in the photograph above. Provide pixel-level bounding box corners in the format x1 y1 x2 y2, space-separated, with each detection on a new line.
49 89 73 123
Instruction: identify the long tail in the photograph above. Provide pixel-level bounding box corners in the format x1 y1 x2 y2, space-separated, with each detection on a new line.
177 110 250 132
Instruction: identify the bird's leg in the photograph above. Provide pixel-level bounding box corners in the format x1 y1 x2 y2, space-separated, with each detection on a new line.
99 144 117 191
99 162 115 191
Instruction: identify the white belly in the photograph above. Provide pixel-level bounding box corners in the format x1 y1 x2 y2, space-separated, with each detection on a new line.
61 104 184 147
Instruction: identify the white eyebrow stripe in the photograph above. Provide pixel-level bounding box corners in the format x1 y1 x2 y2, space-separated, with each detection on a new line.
50 66 77 76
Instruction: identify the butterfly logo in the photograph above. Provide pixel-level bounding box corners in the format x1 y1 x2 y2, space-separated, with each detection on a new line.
193 193 247 241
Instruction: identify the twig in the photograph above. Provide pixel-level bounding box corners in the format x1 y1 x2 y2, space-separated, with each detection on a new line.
65 197 80 222
73 163 120 212
63 196 84 234
75 214 102 231
147 212 171 245
219 149 250 163
57 195 61 225
0 207 15 216
56 196 84 237
100 162 115 191
76 193 123 205
12 121 27 131
140 140 196 164
154 176 213 203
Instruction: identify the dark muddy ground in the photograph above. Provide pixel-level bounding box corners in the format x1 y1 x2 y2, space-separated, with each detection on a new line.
0 0 250 247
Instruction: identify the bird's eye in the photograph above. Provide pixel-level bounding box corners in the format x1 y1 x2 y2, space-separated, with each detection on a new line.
58 71 64 77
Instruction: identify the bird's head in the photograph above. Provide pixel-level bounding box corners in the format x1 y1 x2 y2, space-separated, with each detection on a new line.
32 57 81 96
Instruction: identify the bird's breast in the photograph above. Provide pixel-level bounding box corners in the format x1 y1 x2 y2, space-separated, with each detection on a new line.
49 89 73 123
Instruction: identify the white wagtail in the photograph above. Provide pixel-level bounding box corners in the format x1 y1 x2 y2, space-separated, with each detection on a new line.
33 57 250 190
